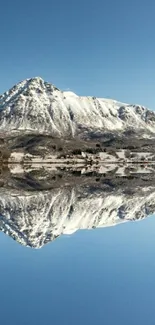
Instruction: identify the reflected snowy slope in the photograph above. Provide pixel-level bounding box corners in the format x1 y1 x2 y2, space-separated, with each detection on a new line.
0 163 155 248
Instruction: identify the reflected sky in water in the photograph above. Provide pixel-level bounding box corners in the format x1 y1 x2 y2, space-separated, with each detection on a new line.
1 214 155 325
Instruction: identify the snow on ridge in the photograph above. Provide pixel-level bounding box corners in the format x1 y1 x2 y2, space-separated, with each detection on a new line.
0 76 155 137
63 91 78 98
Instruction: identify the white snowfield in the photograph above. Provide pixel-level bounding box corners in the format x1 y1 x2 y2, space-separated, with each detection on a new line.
0 186 154 248
0 77 155 137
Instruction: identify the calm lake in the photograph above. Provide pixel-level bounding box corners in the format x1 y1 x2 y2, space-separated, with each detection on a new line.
0 166 155 325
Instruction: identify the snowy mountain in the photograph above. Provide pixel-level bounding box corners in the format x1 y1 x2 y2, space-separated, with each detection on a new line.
0 77 155 138
0 185 155 248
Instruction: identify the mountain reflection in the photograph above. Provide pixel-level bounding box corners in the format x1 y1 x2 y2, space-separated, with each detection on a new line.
0 163 155 248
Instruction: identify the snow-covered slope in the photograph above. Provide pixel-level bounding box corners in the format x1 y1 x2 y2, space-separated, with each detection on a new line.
0 77 155 137
0 186 155 248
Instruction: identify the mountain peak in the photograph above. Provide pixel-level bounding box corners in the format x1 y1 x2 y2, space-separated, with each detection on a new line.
28 76 44 82
15 76 46 92
26 76 45 86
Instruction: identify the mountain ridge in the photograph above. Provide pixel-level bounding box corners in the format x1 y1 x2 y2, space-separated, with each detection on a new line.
0 77 155 138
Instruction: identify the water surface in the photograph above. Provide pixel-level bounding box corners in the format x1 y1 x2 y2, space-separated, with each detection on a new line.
0 166 155 325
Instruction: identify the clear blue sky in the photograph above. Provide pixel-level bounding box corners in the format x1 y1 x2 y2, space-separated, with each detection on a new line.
0 0 155 108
